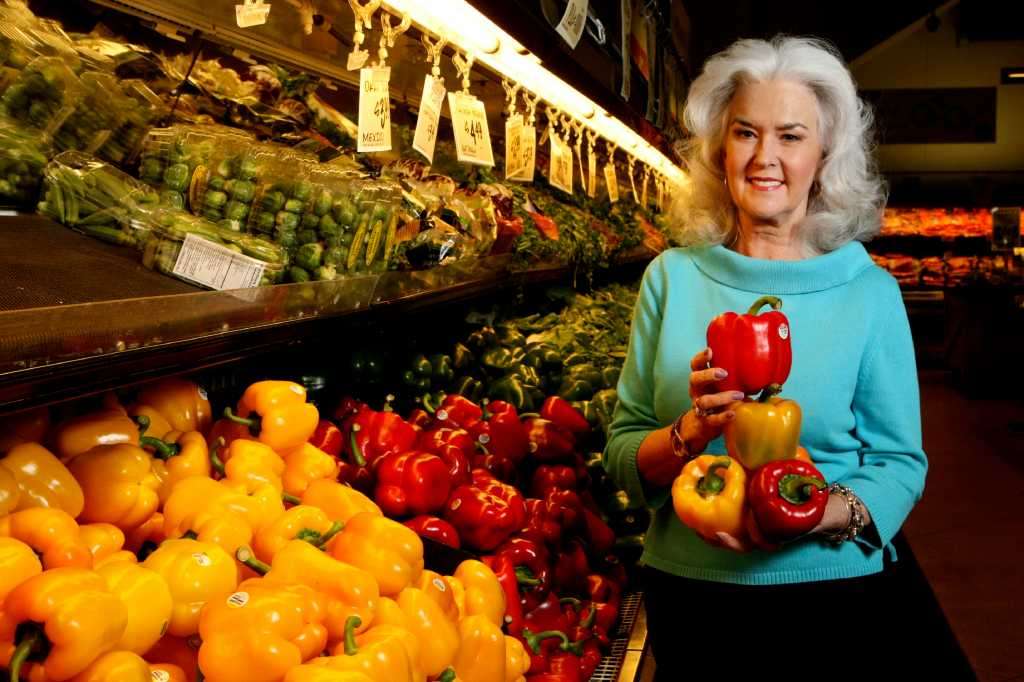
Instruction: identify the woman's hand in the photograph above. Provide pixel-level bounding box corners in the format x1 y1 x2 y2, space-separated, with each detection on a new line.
680 347 747 457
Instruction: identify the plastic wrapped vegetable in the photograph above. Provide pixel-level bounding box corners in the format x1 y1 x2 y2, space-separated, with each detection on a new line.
191 145 263 230
0 114 47 206
96 80 167 165
53 71 127 153
0 55 83 135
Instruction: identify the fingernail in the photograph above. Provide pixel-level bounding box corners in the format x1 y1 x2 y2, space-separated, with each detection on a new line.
714 368 728 379
731 392 745 401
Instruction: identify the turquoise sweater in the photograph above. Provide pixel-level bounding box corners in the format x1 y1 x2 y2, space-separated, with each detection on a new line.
604 242 928 585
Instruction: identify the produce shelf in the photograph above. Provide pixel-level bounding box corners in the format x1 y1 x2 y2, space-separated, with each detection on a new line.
590 592 648 682
0 214 654 411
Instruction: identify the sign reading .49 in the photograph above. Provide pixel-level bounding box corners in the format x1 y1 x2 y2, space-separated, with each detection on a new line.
464 119 484 143
374 97 389 129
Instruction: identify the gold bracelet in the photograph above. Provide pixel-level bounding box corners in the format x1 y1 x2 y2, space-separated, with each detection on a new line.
669 412 691 461
823 483 865 545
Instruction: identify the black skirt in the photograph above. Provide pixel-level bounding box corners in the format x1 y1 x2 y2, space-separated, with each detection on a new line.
641 533 977 681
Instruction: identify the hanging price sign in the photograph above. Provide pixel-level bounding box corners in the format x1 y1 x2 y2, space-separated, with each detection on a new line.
448 92 494 167
505 114 524 179
587 148 597 198
550 133 574 194
413 74 447 163
235 0 270 27
556 0 589 48
605 163 619 203
509 124 536 183
641 171 649 206
358 67 391 152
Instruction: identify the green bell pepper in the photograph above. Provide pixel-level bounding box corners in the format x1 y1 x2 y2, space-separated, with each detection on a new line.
467 327 498 350
488 375 527 411
481 347 520 373
601 366 621 389
452 376 485 403
497 326 527 348
452 343 475 371
429 354 454 382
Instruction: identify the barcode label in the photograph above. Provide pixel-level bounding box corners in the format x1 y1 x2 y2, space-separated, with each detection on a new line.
173 234 266 290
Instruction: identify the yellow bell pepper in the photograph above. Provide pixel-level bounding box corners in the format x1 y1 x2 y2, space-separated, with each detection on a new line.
723 395 802 470
69 650 151 682
236 540 379 644
0 537 42 604
1 442 84 517
370 597 411 631
0 407 49 454
79 523 126 564
412 570 460 623
142 539 239 637
0 508 92 570
282 443 340 498
671 455 747 540
0 466 19 516
393 586 460 677
198 580 328 682
97 561 173 655
143 636 200 682
252 505 343 564
285 666 374 682
129 405 174 441
148 663 188 682
142 430 211 503
504 636 530 682
223 381 319 454
217 438 285 493
329 512 423 598
301 479 381 524
320 617 421 682
163 477 284 556
53 409 139 462
125 512 166 556
452 560 505 628
452 615 506 682
0 567 128 681
68 444 161 531
136 378 212 435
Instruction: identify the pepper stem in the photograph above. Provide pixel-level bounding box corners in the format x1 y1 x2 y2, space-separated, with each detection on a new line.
235 546 270 575
757 384 782 403
437 669 456 682
209 437 226 476
343 615 362 656
421 392 439 414
316 521 344 547
746 295 783 315
382 394 396 413
515 566 542 587
518 412 540 420
141 435 180 460
580 605 597 629
134 414 151 437
348 425 366 467
282 493 302 506
480 398 491 421
559 597 582 611
778 474 826 505
9 629 42 682
223 407 261 436
696 458 732 498
522 628 572 655
182 530 198 540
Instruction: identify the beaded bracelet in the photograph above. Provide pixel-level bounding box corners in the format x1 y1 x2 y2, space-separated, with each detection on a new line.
823 483 865 545
669 412 690 461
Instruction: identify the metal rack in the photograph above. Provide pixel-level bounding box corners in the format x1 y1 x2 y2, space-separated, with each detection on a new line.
590 592 648 682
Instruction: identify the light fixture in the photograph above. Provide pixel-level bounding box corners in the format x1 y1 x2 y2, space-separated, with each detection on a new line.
1002 67 1024 85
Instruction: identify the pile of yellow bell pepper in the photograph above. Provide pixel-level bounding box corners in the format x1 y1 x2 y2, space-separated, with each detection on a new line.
0 378 528 682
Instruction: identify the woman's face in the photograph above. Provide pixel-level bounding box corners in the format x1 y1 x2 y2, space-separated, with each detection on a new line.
722 79 824 233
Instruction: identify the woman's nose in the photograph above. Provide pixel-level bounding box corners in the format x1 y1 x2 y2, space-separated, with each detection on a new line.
751 137 779 168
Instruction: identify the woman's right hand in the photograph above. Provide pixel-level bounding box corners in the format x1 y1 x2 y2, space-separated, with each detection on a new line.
679 347 746 457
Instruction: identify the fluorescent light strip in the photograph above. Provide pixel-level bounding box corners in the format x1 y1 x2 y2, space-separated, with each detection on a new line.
381 0 686 186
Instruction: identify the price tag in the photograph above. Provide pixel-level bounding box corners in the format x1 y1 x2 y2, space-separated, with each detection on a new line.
448 92 494 167
605 163 619 203
413 75 447 163
641 172 649 207
173 234 266 290
358 67 392 153
629 170 639 203
587 150 597 199
235 0 270 27
550 134 574 194
510 125 536 182
505 114 524 180
657 180 665 211
556 0 589 49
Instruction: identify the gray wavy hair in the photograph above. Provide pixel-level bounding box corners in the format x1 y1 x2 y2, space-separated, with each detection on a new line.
671 36 887 253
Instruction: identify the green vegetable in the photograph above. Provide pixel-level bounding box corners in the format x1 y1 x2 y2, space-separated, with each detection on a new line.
332 199 357 228
295 242 323 270
255 212 275 233
159 191 185 210
207 175 225 191
139 158 163 183
276 211 300 231
261 190 286 212
314 264 337 281
313 190 332 217
323 246 348 267
297 229 318 245
275 229 298 248
224 201 249 222
289 266 311 283
230 180 255 203
203 190 228 210
237 157 258 180
283 198 305 214
302 212 320 230
162 163 190 193
291 181 312 202
318 215 340 239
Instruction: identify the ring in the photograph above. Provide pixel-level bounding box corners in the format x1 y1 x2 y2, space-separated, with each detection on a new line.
693 403 709 418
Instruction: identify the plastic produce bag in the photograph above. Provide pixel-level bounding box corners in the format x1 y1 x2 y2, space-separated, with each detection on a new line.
190 144 264 231
53 71 127 153
96 79 167 165
0 55 84 135
0 113 46 206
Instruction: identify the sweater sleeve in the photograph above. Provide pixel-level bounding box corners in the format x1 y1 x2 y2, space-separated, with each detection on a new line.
842 283 928 551
603 257 671 510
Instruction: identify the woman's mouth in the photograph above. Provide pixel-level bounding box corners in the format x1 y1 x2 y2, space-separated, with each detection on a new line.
747 177 784 191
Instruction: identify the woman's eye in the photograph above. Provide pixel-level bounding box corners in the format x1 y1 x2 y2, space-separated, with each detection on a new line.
782 134 803 142
735 129 755 139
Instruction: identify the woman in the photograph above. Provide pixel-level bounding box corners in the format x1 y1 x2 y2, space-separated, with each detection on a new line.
604 37 962 678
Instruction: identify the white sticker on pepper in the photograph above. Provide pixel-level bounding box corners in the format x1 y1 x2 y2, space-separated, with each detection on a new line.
226 592 250 608
172 234 266 291
413 74 447 163
556 0 589 48
191 552 212 567
152 672 171 682
448 92 495 167
358 67 392 153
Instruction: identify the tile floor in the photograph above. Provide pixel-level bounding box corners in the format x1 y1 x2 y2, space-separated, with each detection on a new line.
634 369 1023 682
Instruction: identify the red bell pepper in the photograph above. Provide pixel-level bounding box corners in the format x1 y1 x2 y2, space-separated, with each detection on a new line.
498 536 552 612
403 514 461 549
747 459 828 542
332 396 365 423
523 418 576 462
343 405 418 466
521 499 563 546
482 554 525 634
521 628 583 680
374 450 452 517
523 593 569 635
578 637 602 679
553 539 590 594
707 295 793 396
530 465 578 498
444 470 526 551
433 444 471 488
206 417 250 449
586 574 621 639
406 407 433 430
580 506 616 555
309 419 343 458
539 397 590 435
468 400 529 468
417 426 475 457
528 211 560 241
434 394 483 430
492 214 524 254
561 600 597 643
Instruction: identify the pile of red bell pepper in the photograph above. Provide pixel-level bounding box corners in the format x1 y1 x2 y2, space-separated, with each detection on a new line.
315 392 626 678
